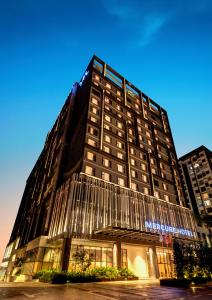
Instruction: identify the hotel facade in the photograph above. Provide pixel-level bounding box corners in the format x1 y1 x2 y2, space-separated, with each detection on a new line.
1 56 197 280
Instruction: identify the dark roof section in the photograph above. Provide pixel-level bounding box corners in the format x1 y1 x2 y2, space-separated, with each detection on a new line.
179 145 211 161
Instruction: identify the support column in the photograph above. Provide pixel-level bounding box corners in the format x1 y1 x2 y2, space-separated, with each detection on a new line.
61 237 72 272
115 240 122 269
152 246 160 279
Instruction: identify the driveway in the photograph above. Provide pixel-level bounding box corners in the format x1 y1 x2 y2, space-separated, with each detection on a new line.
0 280 212 299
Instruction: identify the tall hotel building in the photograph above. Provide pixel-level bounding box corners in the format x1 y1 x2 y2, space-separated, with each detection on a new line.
178 146 212 244
1 56 197 280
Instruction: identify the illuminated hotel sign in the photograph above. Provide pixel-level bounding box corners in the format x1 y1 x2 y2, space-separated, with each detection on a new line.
79 70 89 86
145 221 193 237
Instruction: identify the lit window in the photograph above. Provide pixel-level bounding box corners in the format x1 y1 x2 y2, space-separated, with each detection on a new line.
154 129 158 134
92 97 98 105
142 174 147 182
141 163 146 171
137 118 141 124
145 123 149 129
131 170 136 178
130 148 135 155
88 139 97 147
103 158 110 167
129 128 134 135
104 124 110 130
147 140 152 146
118 177 125 187
91 107 98 114
117 164 124 173
152 168 156 174
131 159 135 166
143 187 149 195
105 105 110 111
129 137 133 143
85 166 94 176
88 126 98 136
117 141 124 149
137 126 142 132
117 152 124 159
105 135 111 143
90 116 97 123
117 90 121 96
164 194 169 202
154 191 159 198
117 122 123 129
95 74 100 81
105 115 111 122
103 145 110 153
135 104 139 110
117 105 121 111
105 97 110 104
87 152 95 161
127 112 132 118
150 158 154 164
102 172 110 181
146 131 150 137
117 131 123 137
163 183 167 191
131 182 137 190
106 83 111 89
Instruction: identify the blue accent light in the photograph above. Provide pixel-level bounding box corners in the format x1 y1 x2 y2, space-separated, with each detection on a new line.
79 70 89 86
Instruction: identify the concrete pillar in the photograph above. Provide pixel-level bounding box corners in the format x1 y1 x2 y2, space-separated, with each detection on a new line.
61 237 72 272
152 246 160 278
116 240 122 269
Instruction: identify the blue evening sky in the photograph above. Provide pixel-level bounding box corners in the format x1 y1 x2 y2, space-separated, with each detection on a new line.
0 0 211 259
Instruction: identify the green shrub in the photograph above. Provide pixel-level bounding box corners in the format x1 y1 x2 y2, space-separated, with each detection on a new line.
118 268 135 278
51 272 67 284
192 276 210 284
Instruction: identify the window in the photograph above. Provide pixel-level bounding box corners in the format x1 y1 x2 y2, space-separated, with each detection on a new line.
131 182 137 190
127 112 132 118
117 121 123 129
103 145 110 153
104 124 111 131
102 172 110 181
118 177 125 187
131 170 137 178
150 158 155 164
92 97 98 105
131 159 135 166
146 131 151 137
106 83 111 89
85 166 94 176
105 97 110 104
88 139 97 147
91 107 98 114
105 115 111 122
117 90 121 96
164 194 169 202
117 131 123 137
154 179 159 187
117 152 124 160
90 116 97 123
105 105 110 111
141 163 146 171
105 135 111 143
152 168 156 174
129 128 134 135
117 164 124 173
103 158 110 167
116 105 121 111
163 183 167 191
87 152 95 161
154 191 159 198
130 148 135 155
88 126 98 136
95 74 100 81
142 174 147 182
117 141 124 149
143 187 149 195
147 140 152 146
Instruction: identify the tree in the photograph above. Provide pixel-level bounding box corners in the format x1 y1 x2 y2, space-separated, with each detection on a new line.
72 249 94 272
173 239 184 279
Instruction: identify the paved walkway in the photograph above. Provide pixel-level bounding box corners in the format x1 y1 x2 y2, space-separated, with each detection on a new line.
0 280 212 299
